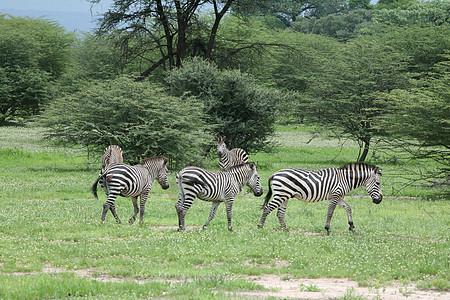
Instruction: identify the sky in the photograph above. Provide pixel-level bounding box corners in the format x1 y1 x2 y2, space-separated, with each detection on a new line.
1 0 381 33
1 0 115 32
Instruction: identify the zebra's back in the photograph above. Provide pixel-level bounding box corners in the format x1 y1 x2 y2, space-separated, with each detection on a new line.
272 168 338 202
178 167 230 201
104 164 151 198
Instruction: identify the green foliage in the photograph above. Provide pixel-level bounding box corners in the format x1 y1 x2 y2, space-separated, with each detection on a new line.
373 0 450 25
70 33 125 80
0 15 74 122
381 57 450 190
291 9 375 39
166 58 277 153
39 77 212 166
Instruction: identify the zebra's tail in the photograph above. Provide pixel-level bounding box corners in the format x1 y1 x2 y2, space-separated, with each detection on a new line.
261 175 274 209
91 176 101 200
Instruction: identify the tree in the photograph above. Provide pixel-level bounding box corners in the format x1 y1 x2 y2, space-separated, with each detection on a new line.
40 77 212 167
251 0 348 27
303 36 412 161
90 0 264 80
166 58 277 153
0 15 74 122
381 57 450 193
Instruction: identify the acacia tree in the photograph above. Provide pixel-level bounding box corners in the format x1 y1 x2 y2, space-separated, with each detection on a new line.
90 0 263 80
381 57 450 192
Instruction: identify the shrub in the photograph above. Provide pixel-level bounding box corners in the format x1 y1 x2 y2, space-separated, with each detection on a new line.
166 58 277 153
40 77 212 167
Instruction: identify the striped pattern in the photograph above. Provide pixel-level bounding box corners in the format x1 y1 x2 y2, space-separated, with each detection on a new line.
217 135 249 171
92 156 169 224
101 145 123 171
258 163 383 234
99 145 124 193
175 162 263 231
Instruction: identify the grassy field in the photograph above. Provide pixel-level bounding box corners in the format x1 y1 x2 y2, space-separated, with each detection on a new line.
0 124 448 299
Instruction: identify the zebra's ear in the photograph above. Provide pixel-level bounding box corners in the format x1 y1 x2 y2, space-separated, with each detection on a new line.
249 162 257 170
375 167 382 176
163 157 168 165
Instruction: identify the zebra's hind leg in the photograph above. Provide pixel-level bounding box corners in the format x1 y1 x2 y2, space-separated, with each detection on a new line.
325 198 339 235
276 199 289 232
138 192 149 224
109 204 121 224
225 199 234 231
338 199 355 232
258 196 285 229
203 202 220 229
129 197 139 224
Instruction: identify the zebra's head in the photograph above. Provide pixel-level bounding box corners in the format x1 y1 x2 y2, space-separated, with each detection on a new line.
142 156 169 190
247 162 263 197
216 135 227 158
156 157 170 190
365 166 383 204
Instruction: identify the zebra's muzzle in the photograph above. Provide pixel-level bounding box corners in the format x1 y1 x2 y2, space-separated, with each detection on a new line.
254 190 263 197
373 195 382 204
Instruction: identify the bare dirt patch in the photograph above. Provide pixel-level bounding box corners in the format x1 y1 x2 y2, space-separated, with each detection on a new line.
239 274 448 299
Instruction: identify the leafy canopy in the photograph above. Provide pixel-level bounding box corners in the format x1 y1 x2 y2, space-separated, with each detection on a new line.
40 77 212 167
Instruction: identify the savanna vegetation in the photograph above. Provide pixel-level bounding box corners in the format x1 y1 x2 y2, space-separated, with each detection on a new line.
0 0 449 298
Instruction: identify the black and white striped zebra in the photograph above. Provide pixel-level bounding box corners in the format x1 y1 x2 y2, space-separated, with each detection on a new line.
217 135 249 171
101 145 123 171
92 156 169 224
258 163 383 234
99 145 124 194
175 162 263 231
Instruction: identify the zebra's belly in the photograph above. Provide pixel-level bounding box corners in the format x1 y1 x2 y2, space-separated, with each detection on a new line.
197 192 222 202
292 193 328 203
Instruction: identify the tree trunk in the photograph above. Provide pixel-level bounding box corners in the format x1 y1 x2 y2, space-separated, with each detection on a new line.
358 139 370 162
205 0 234 59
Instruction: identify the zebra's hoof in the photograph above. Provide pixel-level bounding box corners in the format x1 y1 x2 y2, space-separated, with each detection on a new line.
177 227 185 231
282 228 289 233
129 219 135 225
228 227 233 232
257 224 264 229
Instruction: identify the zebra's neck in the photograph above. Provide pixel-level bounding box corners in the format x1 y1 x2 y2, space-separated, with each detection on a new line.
339 167 370 192
226 165 251 186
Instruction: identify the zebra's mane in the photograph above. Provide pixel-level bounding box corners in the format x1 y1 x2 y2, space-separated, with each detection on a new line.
140 156 168 165
339 162 378 171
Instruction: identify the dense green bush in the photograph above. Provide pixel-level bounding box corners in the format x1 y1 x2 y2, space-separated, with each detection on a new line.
40 77 212 167
166 58 278 153
0 15 74 122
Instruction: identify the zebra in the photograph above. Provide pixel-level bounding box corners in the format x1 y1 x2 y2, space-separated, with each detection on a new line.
217 135 249 171
91 156 170 224
175 162 263 231
99 145 124 193
101 145 123 171
258 163 383 234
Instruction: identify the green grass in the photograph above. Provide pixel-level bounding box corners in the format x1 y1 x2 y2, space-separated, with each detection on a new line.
0 124 448 298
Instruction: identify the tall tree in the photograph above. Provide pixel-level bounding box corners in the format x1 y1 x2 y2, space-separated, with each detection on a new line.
90 0 262 80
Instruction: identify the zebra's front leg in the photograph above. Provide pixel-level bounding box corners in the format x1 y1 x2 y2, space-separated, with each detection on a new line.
203 202 220 229
225 199 234 231
325 198 339 235
139 192 149 224
338 199 355 232
276 199 289 232
129 197 139 224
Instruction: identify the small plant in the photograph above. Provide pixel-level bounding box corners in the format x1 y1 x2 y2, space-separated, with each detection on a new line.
299 283 321 292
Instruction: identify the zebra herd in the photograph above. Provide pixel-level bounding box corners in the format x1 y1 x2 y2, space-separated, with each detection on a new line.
92 136 383 234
